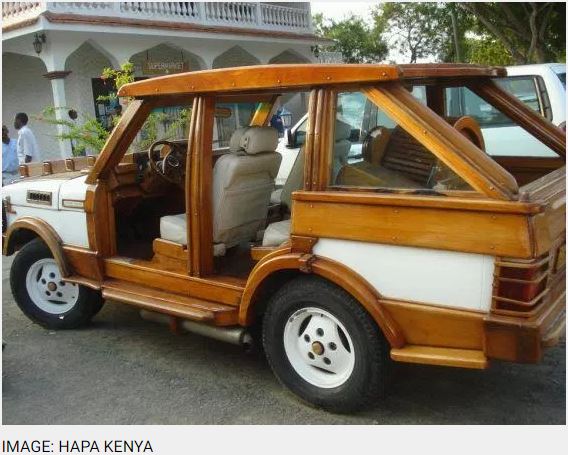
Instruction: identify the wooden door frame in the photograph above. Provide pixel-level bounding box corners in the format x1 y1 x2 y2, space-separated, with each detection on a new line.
186 96 215 277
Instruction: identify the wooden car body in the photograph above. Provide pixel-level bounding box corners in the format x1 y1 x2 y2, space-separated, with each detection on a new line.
3 64 565 370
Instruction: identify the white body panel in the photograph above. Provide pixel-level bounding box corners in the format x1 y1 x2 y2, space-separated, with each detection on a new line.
313 238 495 312
6 207 89 248
58 174 89 211
2 175 90 248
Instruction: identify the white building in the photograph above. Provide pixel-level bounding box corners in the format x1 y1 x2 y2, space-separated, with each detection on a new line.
2 2 324 159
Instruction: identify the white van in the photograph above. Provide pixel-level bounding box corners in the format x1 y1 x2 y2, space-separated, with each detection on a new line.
447 63 566 157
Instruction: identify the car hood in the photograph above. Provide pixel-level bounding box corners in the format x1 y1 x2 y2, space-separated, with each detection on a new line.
1 173 89 211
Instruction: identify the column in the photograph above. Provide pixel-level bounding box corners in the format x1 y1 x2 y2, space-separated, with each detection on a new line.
43 71 73 158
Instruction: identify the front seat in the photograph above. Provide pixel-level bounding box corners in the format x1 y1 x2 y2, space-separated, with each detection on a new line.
262 119 352 247
159 126 281 252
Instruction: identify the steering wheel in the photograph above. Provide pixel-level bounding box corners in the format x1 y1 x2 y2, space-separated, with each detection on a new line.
147 140 187 187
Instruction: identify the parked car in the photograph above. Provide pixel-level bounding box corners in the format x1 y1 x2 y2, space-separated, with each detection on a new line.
2 63 565 413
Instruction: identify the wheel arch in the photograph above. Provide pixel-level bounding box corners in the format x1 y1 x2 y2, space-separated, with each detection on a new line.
239 252 405 348
3 217 70 277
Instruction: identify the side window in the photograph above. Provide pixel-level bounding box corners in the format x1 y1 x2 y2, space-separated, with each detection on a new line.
331 91 471 193
445 85 557 157
446 76 549 128
494 76 546 117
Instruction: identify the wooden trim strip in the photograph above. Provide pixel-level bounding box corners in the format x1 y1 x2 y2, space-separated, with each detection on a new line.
303 89 319 191
292 191 542 215
363 84 519 200
119 65 402 98
185 97 199 275
188 96 215 277
390 345 488 369
3 217 69 276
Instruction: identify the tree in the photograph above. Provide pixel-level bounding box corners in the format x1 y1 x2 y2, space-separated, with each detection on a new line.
374 2 449 63
459 2 566 64
466 37 515 66
313 13 388 63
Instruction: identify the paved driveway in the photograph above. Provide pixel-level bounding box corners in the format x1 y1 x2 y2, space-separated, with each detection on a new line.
2 256 565 424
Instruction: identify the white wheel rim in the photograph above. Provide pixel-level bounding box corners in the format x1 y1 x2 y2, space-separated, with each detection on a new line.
25 258 79 315
283 307 355 389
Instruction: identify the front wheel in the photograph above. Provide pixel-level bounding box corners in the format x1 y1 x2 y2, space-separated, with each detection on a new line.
262 276 389 413
10 238 103 329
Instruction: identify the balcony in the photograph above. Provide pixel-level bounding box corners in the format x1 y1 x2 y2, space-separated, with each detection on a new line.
2 2 314 35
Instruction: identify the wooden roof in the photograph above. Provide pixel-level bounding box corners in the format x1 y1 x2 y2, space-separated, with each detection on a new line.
117 63 507 98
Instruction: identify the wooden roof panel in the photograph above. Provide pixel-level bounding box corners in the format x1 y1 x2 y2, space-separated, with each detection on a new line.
118 63 507 98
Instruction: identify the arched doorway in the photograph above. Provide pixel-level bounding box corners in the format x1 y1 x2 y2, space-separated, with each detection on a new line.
212 46 260 69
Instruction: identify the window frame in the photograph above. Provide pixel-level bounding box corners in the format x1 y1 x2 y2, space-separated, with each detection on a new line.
317 84 519 201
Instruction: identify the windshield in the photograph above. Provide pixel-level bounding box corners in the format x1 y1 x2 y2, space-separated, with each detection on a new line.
557 72 566 88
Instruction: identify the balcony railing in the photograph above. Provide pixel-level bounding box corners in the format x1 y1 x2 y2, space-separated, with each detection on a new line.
2 2 313 33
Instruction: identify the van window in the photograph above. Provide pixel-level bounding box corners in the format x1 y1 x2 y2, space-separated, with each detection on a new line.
445 85 557 157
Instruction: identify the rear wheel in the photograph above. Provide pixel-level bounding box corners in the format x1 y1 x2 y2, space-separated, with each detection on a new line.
262 276 389 413
10 238 103 329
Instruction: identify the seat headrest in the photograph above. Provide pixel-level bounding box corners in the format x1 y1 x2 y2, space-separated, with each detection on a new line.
240 126 278 155
335 119 352 142
229 127 250 153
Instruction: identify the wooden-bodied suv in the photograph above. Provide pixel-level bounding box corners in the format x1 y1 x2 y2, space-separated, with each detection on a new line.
2 64 565 412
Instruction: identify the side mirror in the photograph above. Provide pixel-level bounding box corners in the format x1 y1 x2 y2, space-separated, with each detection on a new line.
286 128 295 148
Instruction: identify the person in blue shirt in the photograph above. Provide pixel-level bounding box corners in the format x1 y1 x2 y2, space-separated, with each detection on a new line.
2 125 20 185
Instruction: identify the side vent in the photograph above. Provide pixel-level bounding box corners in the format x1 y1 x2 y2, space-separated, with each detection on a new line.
26 190 52 205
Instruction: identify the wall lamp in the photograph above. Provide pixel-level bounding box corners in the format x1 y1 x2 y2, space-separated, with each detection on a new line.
33 33 46 55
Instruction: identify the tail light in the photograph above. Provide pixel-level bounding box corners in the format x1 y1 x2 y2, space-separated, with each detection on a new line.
493 255 551 314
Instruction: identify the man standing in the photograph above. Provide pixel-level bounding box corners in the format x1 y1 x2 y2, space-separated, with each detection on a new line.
14 112 40 164
2 125 19 185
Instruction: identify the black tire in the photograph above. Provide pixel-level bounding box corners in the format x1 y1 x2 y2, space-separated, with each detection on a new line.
262 275 389 413
10 238 104 330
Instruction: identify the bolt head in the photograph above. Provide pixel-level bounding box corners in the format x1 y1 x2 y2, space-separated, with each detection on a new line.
311 341 324 356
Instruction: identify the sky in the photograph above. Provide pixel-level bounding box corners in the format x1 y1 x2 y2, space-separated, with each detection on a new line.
311 1 376 22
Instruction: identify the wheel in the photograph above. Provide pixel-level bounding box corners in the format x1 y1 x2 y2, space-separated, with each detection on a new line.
262 276 389 413
10 238 104 329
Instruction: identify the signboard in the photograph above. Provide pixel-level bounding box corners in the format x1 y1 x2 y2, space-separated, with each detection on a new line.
142 61 189 75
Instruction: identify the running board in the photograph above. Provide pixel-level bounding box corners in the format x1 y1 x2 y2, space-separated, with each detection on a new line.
102 280 238 326
390 345 489 369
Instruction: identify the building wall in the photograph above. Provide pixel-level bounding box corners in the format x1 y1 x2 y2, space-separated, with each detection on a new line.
64 42 114 121
2 52 60 160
